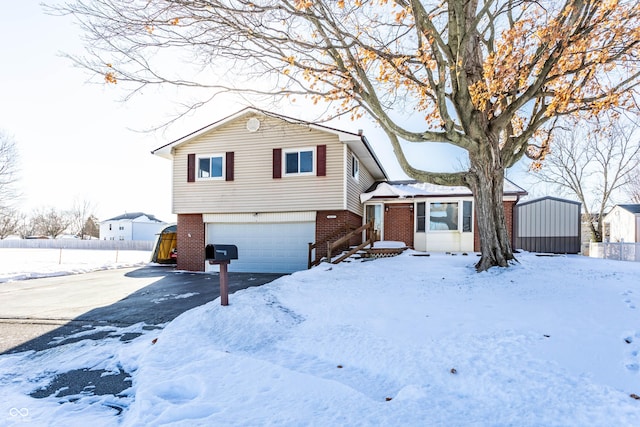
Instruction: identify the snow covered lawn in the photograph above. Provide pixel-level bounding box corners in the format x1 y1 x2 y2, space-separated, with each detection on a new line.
0 248 151 283
1 250 640 425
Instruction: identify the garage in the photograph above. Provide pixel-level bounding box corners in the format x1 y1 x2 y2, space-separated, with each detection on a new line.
205 213 316 273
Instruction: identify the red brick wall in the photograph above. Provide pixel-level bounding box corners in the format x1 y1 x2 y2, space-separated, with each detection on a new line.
177 214 205 272
382 203 414 247
315 210 362 259
473 200 517 252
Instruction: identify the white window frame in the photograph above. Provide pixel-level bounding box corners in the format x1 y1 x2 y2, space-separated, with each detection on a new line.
351 155 360 181
196 153 225 180
365 203 384 241
283 147 315 176
429 201 460 232
415 199 474 233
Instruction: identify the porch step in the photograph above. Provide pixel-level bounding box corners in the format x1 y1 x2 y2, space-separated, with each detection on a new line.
345 246 408 259
360 246 408 258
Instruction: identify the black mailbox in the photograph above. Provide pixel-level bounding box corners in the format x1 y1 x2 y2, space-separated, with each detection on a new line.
205 244 238 261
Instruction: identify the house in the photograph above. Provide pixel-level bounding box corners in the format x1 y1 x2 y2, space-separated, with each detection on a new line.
603 204 640 243
152 108 526 273
514 196 582 254
99 212 168 241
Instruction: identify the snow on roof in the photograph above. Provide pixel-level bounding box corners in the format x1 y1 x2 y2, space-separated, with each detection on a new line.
361 179 527 203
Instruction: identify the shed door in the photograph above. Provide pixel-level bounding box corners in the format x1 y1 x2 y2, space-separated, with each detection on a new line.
207 222 315 273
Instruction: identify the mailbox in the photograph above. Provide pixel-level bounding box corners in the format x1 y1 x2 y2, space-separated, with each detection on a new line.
205 244 238 307
205 244 238 261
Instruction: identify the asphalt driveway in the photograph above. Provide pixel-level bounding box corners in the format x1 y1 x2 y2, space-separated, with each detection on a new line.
0 265 284 354
0 265 284 408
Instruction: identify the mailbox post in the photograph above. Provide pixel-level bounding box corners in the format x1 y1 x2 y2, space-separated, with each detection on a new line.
206 244 238 306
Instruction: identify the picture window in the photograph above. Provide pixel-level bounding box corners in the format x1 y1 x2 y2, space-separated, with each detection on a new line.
430 202 459 231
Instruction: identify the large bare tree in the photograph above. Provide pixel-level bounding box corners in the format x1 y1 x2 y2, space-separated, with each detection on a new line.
52 0 640 270
533 117 640 242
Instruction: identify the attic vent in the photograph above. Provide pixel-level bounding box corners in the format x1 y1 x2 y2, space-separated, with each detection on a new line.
246 118 260 132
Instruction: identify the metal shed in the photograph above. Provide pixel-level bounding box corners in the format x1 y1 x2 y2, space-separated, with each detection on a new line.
515 196 582 254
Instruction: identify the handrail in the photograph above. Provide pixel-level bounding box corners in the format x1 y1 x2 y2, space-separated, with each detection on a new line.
307 223 356 268
327 220 374 265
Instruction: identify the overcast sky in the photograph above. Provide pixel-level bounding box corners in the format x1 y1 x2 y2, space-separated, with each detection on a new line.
1 2 538 225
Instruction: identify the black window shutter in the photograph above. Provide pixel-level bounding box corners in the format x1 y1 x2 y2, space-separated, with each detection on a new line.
226 152 234 181
273 148 282 179
187 153 195 182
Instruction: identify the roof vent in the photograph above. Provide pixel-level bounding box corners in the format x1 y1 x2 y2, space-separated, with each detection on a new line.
246 117 261 132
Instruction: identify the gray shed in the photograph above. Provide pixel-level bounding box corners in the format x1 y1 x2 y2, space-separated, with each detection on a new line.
515 196 582 254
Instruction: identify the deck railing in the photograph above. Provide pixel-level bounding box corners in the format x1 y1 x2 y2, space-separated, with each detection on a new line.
308 223 355 269
326 220 375 266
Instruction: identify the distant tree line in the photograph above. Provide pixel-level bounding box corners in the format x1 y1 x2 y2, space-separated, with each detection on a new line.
0 204 100 240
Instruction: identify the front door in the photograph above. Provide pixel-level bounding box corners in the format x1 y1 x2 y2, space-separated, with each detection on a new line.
365 204 383 241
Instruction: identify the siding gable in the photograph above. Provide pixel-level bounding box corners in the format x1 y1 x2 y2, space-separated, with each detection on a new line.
172 115 369 214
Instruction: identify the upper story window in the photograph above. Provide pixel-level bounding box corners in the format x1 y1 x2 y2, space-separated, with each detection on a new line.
351 156 360 181
284 148 314 175
197 154 224 179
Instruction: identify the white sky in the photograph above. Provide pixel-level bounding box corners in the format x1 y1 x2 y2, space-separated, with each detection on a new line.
1 2 540 225
1 2 181 223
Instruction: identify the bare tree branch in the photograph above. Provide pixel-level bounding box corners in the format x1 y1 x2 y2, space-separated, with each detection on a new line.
533 115 640 241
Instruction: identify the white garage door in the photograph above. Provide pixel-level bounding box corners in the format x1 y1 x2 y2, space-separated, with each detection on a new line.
206 222 315 273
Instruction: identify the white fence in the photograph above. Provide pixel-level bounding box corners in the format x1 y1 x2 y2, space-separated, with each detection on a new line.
0 239 154 251
589 242 640 262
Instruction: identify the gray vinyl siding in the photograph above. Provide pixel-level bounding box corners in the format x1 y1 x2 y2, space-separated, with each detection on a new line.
172 114 346 214
515 197 581 253
346 149 375 215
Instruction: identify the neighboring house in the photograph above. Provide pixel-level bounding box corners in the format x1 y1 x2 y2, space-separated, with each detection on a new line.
152 107 526 273
603 204 640 243
514 196 581 254
99 212 167 241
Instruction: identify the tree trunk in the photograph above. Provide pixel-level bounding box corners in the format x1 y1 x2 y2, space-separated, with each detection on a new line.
592 218 603 242
466 152 516 272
